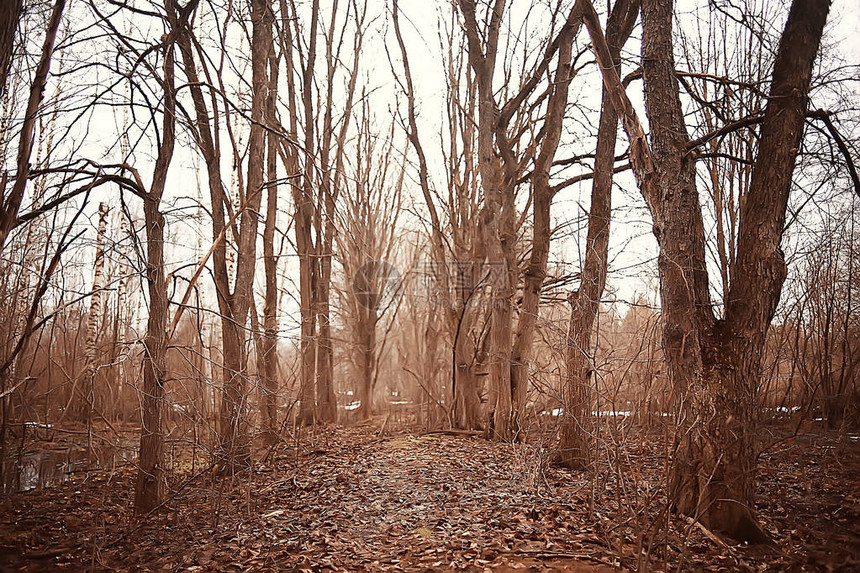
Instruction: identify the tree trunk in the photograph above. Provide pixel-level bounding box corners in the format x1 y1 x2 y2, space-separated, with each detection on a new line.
557 0 639 469
217 0 272 464
558 292 593 469
583 0 827 540
294 256 317 426
293 191 317 425
669 0 829 541
356 303 376 421
259 47 280 445
293 0 322 427
81 202 109 420
315 238 337 423
135 8 177 509
0 0 23 98
135 198 169 514
453 305 481 429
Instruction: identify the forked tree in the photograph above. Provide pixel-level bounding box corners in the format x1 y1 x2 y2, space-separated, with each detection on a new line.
174 0 274 465
582 0 829 541
278 0 366 425
557 0 639 470
130 0 181 513
451 0 606 439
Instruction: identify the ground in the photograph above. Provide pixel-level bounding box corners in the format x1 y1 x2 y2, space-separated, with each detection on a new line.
0 423 858 571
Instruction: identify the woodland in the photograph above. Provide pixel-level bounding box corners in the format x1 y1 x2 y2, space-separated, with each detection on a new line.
0 0 858 570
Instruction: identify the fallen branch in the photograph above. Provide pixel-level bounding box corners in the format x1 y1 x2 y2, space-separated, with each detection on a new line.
422 429 483 437
683 516 728 548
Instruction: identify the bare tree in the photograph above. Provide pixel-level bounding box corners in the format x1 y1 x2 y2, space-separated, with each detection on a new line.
83 0 188 513
280 0 366 425
0 0 23 98
337 106 403 420
79 202 110 422
131 0 181 513
392 0 488 430
582 0 829 541
454 0 604 439
174 0 273 465
557 0 639 469
213 0 274 465
257 41 282 444
0 0 66 252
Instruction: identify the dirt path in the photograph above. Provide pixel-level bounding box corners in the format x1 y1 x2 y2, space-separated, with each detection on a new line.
249 431 615 571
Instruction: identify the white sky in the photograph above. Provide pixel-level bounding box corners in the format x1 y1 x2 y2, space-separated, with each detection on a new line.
7 0 858 336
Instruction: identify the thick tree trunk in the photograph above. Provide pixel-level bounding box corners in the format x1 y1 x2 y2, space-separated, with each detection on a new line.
492 215 518 440
454 0 518 441
558 292 593 469
452 305 481 429
356 305 376 421
584 0 826 541
669 0 829 541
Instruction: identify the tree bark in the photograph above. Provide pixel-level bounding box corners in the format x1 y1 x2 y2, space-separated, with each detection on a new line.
674 0 829 541
80 202 110 420
557 0 639 469
586 0 828 540
259 40 281 445
315 230 337 423
135 5 178 511
135 194 169 514
216 0 272 464
0 0 23 98
453 305 481 429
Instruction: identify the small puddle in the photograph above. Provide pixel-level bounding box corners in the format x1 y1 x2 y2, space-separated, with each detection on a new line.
1 442 121 493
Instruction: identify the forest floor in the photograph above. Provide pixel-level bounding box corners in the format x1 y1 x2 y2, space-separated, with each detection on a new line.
0 422 858 572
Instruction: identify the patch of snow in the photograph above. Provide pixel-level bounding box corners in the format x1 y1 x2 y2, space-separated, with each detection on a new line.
764 406 801 413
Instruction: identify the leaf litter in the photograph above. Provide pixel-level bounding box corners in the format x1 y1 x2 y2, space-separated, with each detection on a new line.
0 425 857 571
